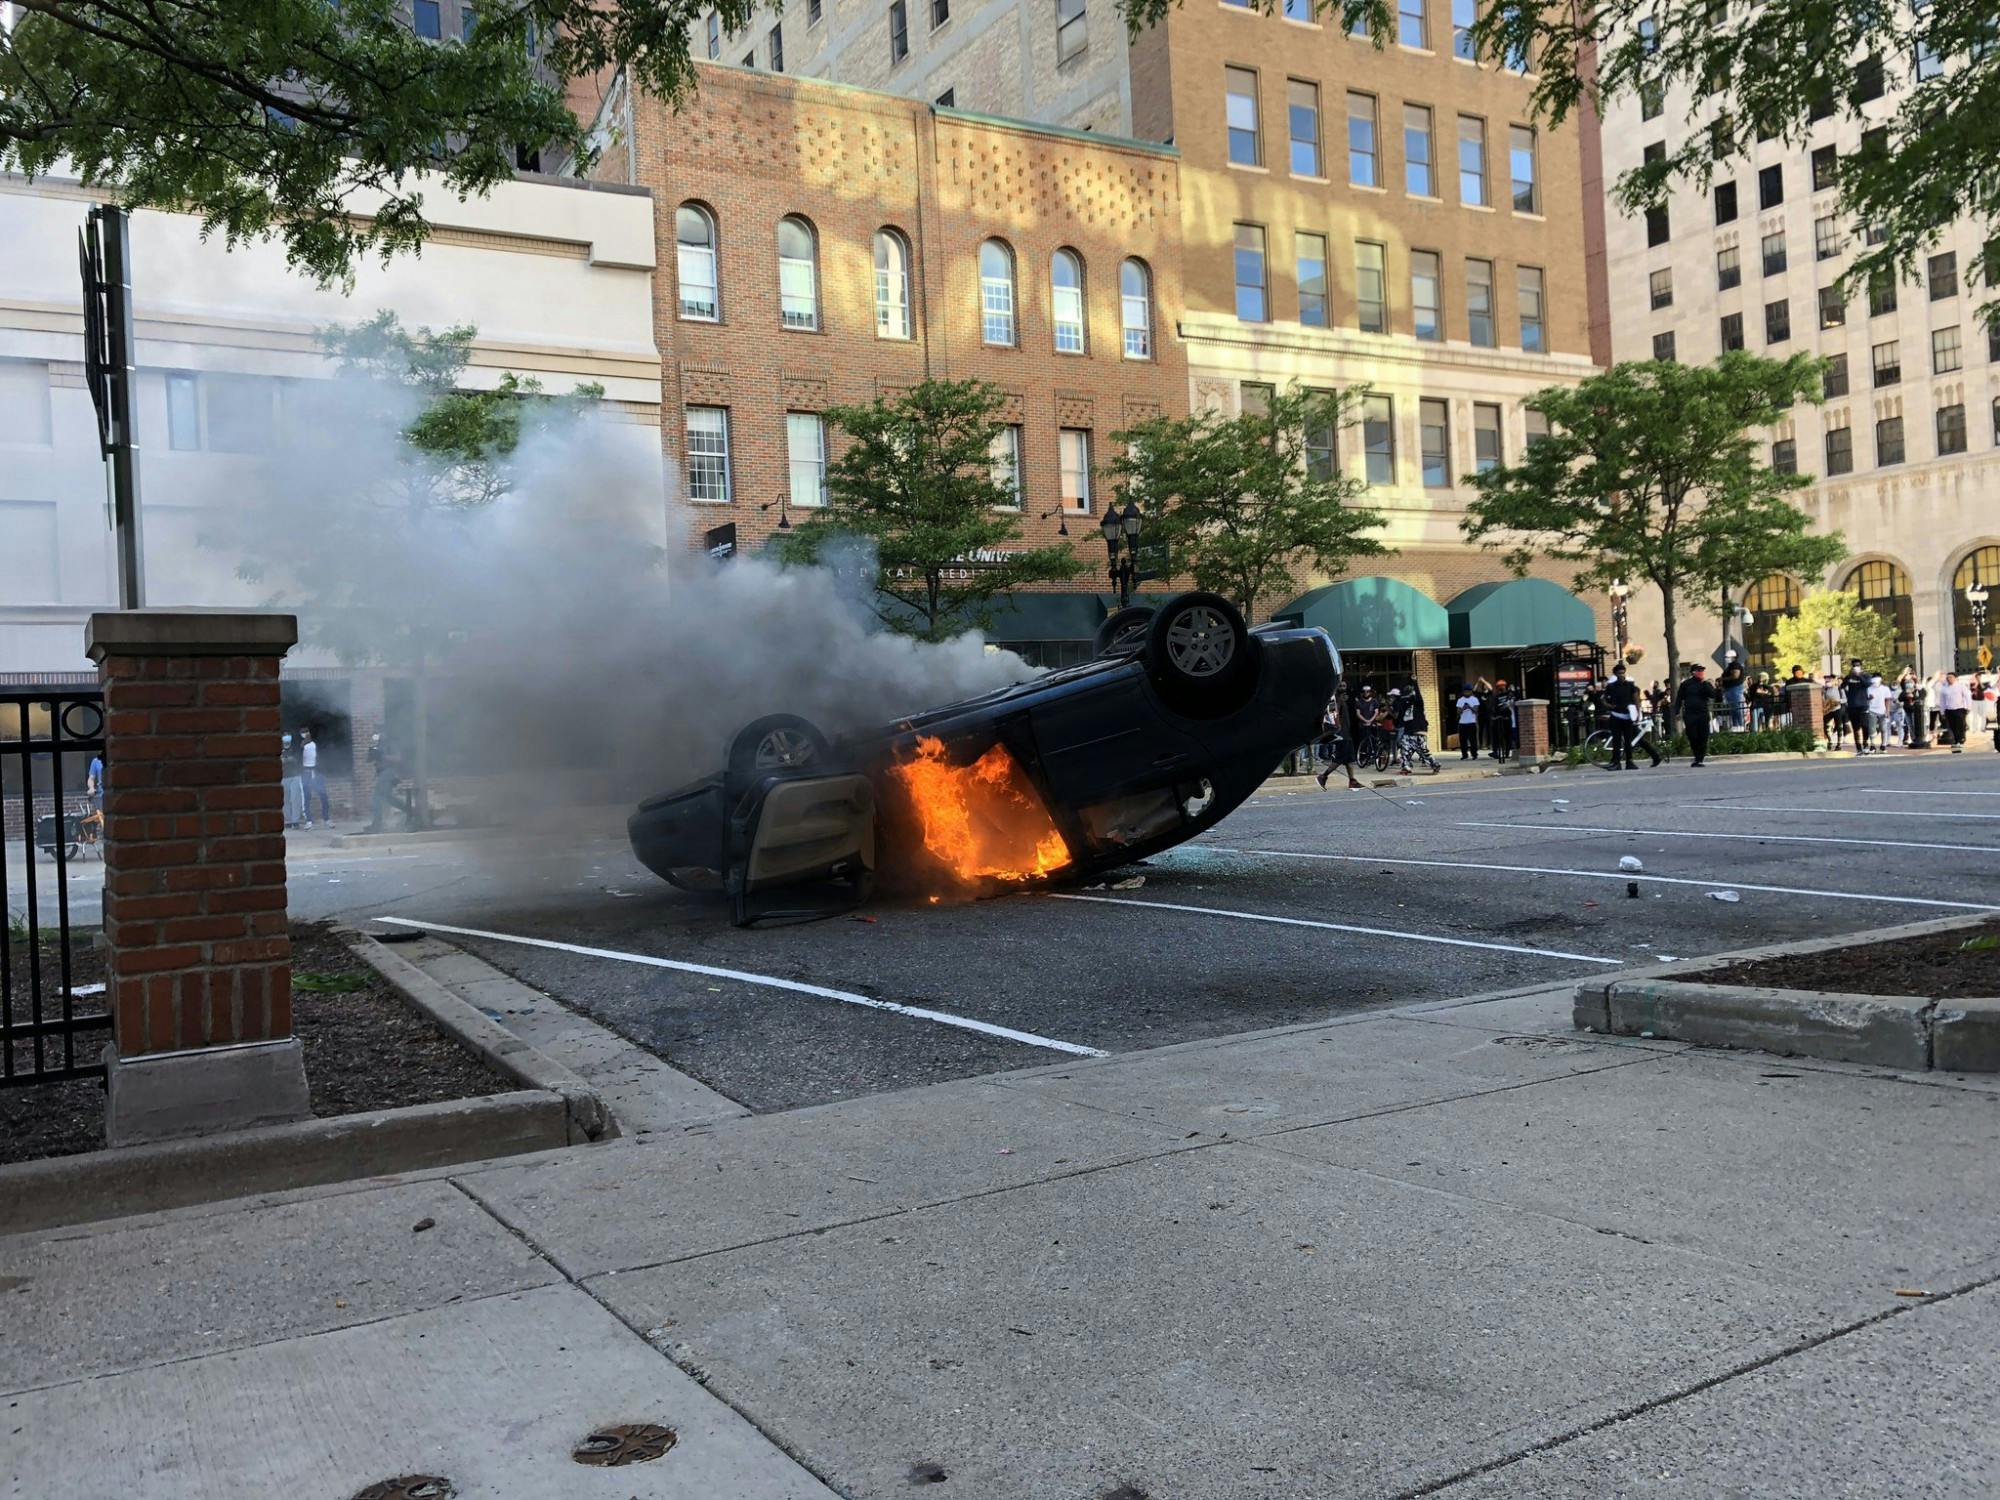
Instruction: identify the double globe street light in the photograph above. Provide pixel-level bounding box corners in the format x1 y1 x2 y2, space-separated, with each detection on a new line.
1102 501 1144 608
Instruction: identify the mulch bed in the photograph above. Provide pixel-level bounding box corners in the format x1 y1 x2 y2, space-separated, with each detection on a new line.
1700 923 2000 1002
1 922 511 1167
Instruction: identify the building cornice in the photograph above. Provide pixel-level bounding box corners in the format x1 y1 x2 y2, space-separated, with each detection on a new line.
1176 316 1600 379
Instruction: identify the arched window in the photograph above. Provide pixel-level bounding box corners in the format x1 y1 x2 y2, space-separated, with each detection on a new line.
1051 249 1085 353
1952 545 2000 671
676 204 719 321
874 228 912 340
1739 573 1801 673
980 239 1016 346
1119 258 1152 360
777 216 819 331
1843 559 1916 663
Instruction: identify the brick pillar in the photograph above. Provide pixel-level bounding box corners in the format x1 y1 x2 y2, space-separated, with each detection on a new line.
1514 698 1553 764
1415 652 1443 752
86 611 307 1147
1784 682 1818 742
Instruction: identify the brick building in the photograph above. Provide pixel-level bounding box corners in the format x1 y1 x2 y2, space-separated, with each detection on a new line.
595 64 1189 662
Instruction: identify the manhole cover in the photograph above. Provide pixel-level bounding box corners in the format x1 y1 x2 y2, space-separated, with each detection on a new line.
350 1479 454 1500
572 1423 678 1467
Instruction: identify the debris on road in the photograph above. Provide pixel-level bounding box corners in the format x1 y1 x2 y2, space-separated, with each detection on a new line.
1708 890 1742 903
411 1216 436 1233
1111 875 1146 890
1618 856 1644 872
1552 799 1570 813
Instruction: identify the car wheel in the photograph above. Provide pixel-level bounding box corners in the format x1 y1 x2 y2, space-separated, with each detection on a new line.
1144 592 1252 714
727 714 829 779
1094 605 1156 657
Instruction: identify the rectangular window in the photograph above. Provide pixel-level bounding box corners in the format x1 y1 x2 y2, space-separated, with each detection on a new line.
1758 163 1784 209
1226 224 1266 322
1399 0 1426 48
1452 0 1475 57
1516 265 1544 351
1646 205 1669 247
206 374 272 453
1288 79 1322 176
1762 230 1787 276
166 372 201 451
1457 115 1487 206
461 4 477 41
1466 258 1495 346
1405 104 1435 196
1814 215 1841 261
1056 0 1086 61
1817 285 1845 329
1915 36 1942 80
1825 425 1853 475
1853 52 1884 101
1991 323 2000 363
1653 330 1677 362
1872 339 1900 386
1716 244 1741 290
931 0 948 27
1765 298 1791 343
1524 408 1550 448
1772 438 1797 474
685 407 731 503
990 425 1024 509
1283 0 1311 18
1509 125 1538 212
1649 267 1673 310
1640 79 1664 119
1824 353 1849 397
414 0 441 38
1499 0 1528 68
1297 232 1329 326
1473 402 1502 473
1059 428 1092 514
706 11 720 56
1347 92 1379 187
1411 250 1442 340
1868 267 1898 317
786 413 826 507
1638 13 1658 52
1865 220 1888 247
1240 381 1275 419
1929 251 1958 299
1937 402 1968 455
1933 325 1962 373
1357 241 1388 333
1713 181 1738 225
1226 67 1261 166
1363 394 1395 485
1720 311 1744 351
769 22 783 69
1304 398 1337 480
1420 398 1450 487
1811 145 1838 192
1876 414 1904 466
890 0 908 60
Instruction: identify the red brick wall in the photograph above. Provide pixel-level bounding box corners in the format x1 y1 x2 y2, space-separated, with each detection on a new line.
99 654 291 1056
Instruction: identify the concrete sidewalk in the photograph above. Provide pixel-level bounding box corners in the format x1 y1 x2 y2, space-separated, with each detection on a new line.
6 984 1999 1498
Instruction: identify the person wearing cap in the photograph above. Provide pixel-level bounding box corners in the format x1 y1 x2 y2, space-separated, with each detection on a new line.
1718 650 1747 728
1488 678 1518 762
1674 663 1718 767
1841 657 1874 755
1602 663 1657 769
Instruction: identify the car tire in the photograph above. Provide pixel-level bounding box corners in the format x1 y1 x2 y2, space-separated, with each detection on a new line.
1094 605 1156 657
727 714 830 780
1144 592 1253 715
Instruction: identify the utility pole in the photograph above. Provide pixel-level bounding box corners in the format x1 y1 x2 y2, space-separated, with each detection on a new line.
80 205 145 608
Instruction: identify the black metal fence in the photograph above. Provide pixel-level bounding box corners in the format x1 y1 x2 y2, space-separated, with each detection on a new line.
2 687 110 1085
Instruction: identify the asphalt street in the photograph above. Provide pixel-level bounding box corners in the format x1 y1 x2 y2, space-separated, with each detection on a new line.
222 748 1991 1112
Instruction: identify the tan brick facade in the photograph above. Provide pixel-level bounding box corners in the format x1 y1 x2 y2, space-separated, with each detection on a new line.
613 65 1187 583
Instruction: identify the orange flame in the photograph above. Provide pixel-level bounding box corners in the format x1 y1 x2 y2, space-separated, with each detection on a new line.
888 736 1072 885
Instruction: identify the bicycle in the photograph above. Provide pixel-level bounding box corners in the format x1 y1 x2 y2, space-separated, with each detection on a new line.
1581 713 1666 768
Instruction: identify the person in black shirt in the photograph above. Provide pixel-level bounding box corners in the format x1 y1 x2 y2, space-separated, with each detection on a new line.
1841 658 1873 754
1674 664 1719 767
1602 663 1657 769
1488 679 1518 762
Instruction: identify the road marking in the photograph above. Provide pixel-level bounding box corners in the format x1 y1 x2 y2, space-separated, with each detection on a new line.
1860 787 2000 797
1050 893 1620 966
1452 820 1999 855
1683 802 2000 821
373 917 1107 1058
1197 847 2000 912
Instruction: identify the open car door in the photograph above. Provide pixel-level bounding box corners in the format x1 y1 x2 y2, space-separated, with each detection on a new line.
723 773 876 925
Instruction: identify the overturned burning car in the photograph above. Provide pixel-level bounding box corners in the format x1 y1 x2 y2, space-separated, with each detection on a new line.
628 591 1339 922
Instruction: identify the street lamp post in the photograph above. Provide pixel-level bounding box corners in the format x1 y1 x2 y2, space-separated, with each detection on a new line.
1608 579 1630 663
1970 576 1992 671
1102 501 1142 608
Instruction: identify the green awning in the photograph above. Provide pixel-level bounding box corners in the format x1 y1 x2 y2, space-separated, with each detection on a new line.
1447 579 1597 649
978 591 1107 641
1274 577 1450 650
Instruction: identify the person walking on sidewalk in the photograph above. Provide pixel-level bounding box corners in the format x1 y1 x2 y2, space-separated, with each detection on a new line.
1675 663 1718 767
1841 658 1874 755
1602 664 1658 769
1315 697 1361 790
1455 683 1482 759
1866 673 1895 752
1937 671 1972 752
280 732 304 828
299 727 331 828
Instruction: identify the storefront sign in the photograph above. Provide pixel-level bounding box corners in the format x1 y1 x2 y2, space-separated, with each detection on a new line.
1556 666 1593 702
705 523 737 562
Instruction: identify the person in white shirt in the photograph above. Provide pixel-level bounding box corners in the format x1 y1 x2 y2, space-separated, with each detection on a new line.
1936 672 1973 752
300 727 332 826
1455 685 1482 760
1865 675 1894 751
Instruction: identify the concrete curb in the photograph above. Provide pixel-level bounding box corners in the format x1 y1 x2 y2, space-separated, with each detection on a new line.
0 1090 566 1237
1574 912 1999 1072
343 930 618 1143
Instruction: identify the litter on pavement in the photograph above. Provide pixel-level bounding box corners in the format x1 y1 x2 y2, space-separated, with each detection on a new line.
1618 855 1644 872
1708 890 1742 903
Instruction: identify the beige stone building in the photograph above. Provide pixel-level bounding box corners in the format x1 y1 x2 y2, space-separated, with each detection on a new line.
1597 52 2000 677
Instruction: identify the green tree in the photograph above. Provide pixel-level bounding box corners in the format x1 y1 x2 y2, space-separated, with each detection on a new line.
1461 352 1846 699
0 0 754 284
1770 590 1899 680
1107 383 1390 620
778 379 1087 642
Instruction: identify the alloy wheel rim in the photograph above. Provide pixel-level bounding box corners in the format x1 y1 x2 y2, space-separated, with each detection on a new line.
1165 607 1235 677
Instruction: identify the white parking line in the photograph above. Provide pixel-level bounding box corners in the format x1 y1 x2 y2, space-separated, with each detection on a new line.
373 917 1107 1058
1452 820 1999 855
1683 803 2000 821
1050 893 1620 966
1861 787 2000 797
1197 847 2000 912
